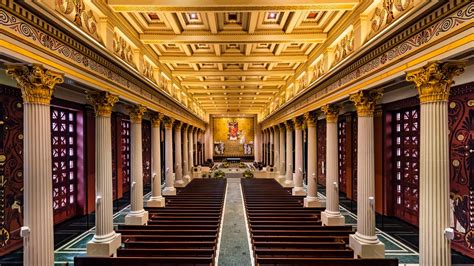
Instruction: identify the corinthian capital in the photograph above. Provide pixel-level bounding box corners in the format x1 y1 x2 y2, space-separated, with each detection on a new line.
5 64 64 105
128 104 147 123
304 111 319 127
87 91 119 117
292 116 305 129
406 61 465 103
321 104 341 123
150 113 164 127
349 89 383 117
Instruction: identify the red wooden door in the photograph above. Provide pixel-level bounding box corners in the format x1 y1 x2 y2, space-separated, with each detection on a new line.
121 119 131 193
338 119 347 194
392 107 420 226
317 119 326 186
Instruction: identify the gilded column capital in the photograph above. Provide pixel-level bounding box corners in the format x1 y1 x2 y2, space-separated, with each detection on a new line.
5 63 64 105
174 120 182 130
279 123 286 132
182 123 189 131
293 116 305 130
128 104 146 123
304 111 319 127
162 116 174 129
349 89 383 117
284 120 294 131
87 91 119 117
150 113 163 127
406 61 465 103
321 104 341 123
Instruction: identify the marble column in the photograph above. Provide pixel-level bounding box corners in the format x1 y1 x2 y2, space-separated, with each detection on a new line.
262 130 267 165
147 114 165 207
283 120 294 188
321 104 345 226
278 124 286 183
6 64 64 266
269 128 274 166
406 61 465 266
193 128 198 166
125 104 149 225
86 91 122 256
292 116 306 195
273 125 280 174
174 121 185 187
199 130 204 165
182 124 191 184
162 117 176 195
349 90 385 257
188 126 194 174
304 111 324 207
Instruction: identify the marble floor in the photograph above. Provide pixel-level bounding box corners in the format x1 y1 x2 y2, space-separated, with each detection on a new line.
216 178 252 266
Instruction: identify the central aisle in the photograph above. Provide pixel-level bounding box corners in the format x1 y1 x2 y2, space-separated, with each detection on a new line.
218 178 252 265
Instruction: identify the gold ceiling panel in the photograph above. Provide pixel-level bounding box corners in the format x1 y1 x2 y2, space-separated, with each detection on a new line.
108 0 359 114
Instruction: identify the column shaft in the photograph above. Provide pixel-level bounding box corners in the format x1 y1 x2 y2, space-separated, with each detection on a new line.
188 128 194 173
269 130 274 166
23 103 55 266
304 118 324 207
147 118 165 207
279 127 286 180
292 126 305 195
162 123 176 195
274 128 280 173
174 125 184 187
284 125 294 187
182 126 190 183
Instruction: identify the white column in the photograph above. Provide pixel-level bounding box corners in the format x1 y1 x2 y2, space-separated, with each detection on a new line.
283 121 294 187
182 124 191 184
274 126 280 173
86 92 122 255
349 90 385 257
198 130 203 165
193 128 198 166
278 125 286 182
188 127 194 174
147 114 165 207
321 104 345 226
6 64 64 266
174 121 185 187
262 130 266 165
125 105 149 225
292 117 306 195
162 117 176 195
269 128 274 166
304 112 324 207
406 61 465 266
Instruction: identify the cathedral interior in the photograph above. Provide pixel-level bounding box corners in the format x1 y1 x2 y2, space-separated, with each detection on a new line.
0 0 473 265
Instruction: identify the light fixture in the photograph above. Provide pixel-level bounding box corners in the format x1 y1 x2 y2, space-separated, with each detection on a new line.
189 13 198 19
268 12 277 19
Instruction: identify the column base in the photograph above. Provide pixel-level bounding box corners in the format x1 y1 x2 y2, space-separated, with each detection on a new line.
174 179 186 188
349 234 385 258
292 187 306 196
183 175 191 184
282 179 294 188
86 233 121 257
304 197 325 208
125 210 149 225
321 211 345 226
162 186 176 196
147 196 166 208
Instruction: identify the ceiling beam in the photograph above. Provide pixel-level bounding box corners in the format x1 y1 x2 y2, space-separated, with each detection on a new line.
140 31 327 44
189 88 277 93
109 0 359 12
172 69 294 76
182 80 286 86
159 55 307 63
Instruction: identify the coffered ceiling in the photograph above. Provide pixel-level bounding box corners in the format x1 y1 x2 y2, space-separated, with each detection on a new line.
107 0 360 114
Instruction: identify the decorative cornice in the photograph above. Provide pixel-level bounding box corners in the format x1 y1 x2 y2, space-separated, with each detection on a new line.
5 63 64 105
349 89 383 117
87 91 119 117
406 61 465 103
321 104 341 123
128 104 146 123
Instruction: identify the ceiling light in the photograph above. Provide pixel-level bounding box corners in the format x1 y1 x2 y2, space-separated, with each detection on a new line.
189 13 198 19
268 12 277 19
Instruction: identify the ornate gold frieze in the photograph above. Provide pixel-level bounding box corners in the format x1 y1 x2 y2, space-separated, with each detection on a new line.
143 59 154 80
333 30 354 66
349 89 384 117
87 91 119 117
113 32 136 68
128 104 147 123
5 64 64 105
369 0 414 37
321 104 341 123
406 61 465 103
55 0 102 43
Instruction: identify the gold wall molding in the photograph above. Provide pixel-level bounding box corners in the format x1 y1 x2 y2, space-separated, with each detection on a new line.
261 0 473 127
